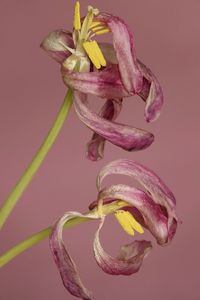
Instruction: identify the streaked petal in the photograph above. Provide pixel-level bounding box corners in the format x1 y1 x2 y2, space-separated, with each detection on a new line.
74 92 154 153
95 14 143 93
94 217 152 275
98 185 169 245
40 30 74 63
50 211 96 300
97 159 176 222
61 64 131 98
138 60 164 122
87 98 123 161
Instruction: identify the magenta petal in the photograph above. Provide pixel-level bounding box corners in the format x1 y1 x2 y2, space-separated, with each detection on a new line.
138 60 164 122
50 212 95 300
95 14 143 93
87 99 122 161
74 92 154 153
40 30 74 64
94 217 152 275
97 159 176 220
62 64 130 98
98 185 169 245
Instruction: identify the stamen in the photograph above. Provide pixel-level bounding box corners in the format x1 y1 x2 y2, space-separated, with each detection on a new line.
83 41 101 69
91 41 106 67
80 8 94 40
94 28 110 35
73 1 81 30
115 210 144 236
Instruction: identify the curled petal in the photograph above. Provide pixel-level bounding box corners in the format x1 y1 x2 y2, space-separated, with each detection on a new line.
95 14 143 93
50 211 96 300
138 60 164 122
74 92 154 153
40 30 74 63
97 159 176 221
87 98 123 161
98 185 169 245
94 217 152 275
62 64 130 98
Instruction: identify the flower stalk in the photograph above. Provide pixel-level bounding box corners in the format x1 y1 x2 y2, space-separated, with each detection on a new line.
0 88 73 230
0 201 125 268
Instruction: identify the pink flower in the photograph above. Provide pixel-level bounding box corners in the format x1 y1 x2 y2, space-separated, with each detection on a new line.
49 159 178 300
41 3 163 161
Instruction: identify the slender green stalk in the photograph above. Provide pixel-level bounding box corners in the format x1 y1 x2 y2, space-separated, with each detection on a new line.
0 201 126 268
0 88 73 230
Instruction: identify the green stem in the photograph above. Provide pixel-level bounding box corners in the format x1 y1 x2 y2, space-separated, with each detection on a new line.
0 202 125 268
0 88 73 230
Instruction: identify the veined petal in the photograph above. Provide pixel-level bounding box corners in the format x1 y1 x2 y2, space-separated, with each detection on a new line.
74 92 154 153
50 211 97 300
98 185 169 245
97 159 177 222
95 14 143 93
40 30 74 63
87 98 123 161
61 64 131 98
93 217 152 275
138 60 164 122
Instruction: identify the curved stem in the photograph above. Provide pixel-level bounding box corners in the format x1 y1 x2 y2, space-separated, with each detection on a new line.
0 88 73 230
0 201 125 268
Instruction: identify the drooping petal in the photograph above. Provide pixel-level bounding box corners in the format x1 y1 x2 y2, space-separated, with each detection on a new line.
97 159 176 222
97 185 169 245
138 60 164 122
61 64 131 98
95 14 143 93
40 30 74 63
50 211 97 300
87 98 123 161
74 91 154 153
93 217 152 275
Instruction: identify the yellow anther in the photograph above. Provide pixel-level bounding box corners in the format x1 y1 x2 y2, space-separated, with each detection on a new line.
92 41 106 67
73 1 81 30
94 28 110 35
90 21 102 29
115 210 144 236
83 41 106 69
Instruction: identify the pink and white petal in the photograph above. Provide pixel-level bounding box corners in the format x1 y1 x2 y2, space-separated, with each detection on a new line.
61 64 131 98
97 159 176 221
98 185 169 245
99 42 118 64
87 98 123 161
94 217 152 275
137 60 164 122
74 92 154 153
41 30 74 64
95 14 143 93
50 211 97 300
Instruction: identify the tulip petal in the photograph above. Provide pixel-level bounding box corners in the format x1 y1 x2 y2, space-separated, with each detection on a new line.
74 92 154 153
93 217 152 275
62 64 131 98
40 30 74 63
98 185 169 245
50 211 96 300
97 159 176 221
87 98 122 161
138 60 164 122
95 14 143 93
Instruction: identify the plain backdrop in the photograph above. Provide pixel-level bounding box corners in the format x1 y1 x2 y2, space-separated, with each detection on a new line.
0 1 199 299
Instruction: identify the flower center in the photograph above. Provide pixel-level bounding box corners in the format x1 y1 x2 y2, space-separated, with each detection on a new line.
115 210 144 236
63 1 109 72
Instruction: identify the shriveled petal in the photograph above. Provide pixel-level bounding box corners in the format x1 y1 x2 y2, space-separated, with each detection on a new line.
97 159 176 222
87 98 122 161
74 92 154 153
138 60 164 122
61 64 131 98
98 185 169 245
95 14 143 93
50 211 96 300
40 30 74 63
94 217 152 275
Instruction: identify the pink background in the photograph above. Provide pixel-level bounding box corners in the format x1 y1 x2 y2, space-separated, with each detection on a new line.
0 0 199 299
